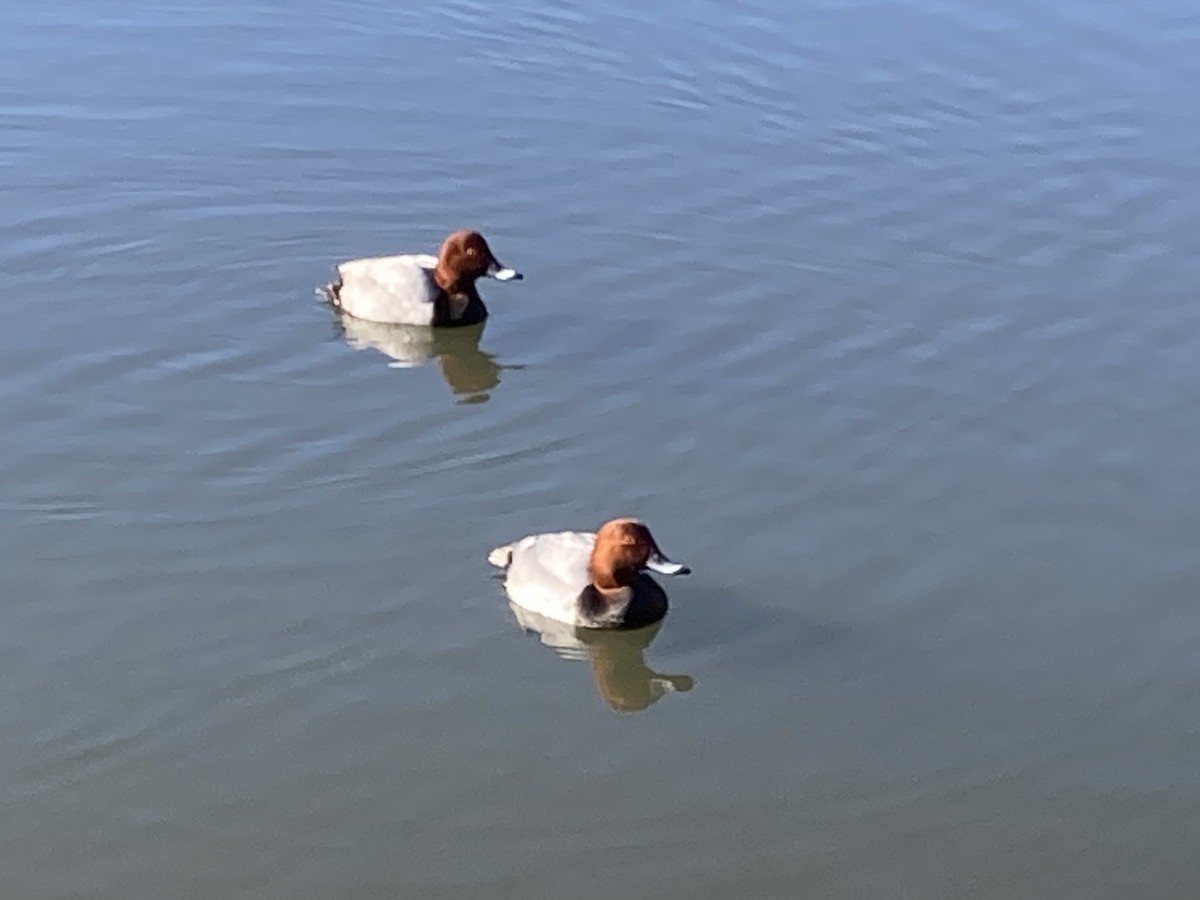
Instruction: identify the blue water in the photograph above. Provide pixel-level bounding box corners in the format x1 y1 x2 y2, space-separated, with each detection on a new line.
3 1 1200 896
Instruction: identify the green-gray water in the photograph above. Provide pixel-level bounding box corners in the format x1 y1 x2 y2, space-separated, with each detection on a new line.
4 1 1200 896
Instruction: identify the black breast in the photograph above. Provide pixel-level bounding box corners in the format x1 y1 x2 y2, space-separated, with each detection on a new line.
432 291 488 327
577 576 669 629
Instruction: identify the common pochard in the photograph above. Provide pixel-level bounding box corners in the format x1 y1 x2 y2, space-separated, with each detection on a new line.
322 229 521 326
487 518 690 629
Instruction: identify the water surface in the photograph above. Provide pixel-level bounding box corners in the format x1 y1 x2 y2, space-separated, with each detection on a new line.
3 1 1200 896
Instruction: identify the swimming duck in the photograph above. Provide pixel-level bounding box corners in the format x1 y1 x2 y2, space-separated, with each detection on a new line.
488 518 690 629
322 229 522 326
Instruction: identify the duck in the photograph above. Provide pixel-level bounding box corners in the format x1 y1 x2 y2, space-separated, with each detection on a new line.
321 229 522 326
487 518 690 629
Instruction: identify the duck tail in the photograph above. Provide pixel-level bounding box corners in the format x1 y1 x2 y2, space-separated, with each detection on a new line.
487 544 514 569
318 278 342 308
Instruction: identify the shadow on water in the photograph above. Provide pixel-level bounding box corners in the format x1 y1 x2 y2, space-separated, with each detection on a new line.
332 314 521 404
508 602 695 714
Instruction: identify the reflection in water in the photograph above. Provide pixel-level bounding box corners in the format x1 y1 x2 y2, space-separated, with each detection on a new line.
509 603 694 713
334 314 514 404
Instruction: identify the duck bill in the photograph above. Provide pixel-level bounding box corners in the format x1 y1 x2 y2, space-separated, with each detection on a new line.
486 259 523 281
645 552 690 576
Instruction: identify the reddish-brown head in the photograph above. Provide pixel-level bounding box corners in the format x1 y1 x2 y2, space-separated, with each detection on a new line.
587 518 690 591
434 229 522 294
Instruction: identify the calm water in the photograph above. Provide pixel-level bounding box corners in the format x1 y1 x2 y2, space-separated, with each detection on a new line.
3 1 1200 896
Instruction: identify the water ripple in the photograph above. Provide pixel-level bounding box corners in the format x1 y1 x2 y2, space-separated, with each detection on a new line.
4 0 1200 896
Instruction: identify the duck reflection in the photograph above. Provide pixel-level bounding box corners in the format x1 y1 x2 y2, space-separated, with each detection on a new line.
334 314 514 404
509 603 694 713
